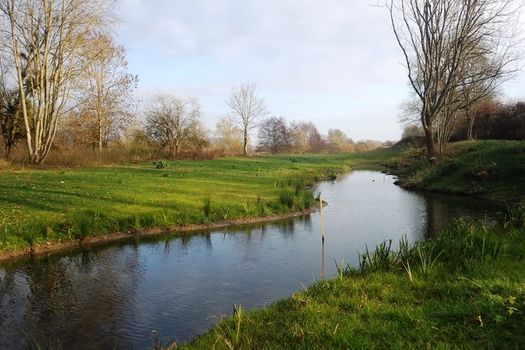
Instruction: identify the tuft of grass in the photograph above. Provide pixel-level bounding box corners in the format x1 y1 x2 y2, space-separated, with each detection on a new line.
202 196 212 220
359 240 396 273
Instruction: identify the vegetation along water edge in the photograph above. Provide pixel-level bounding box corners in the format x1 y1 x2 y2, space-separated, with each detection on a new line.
178 140 525 349
0 149 396 261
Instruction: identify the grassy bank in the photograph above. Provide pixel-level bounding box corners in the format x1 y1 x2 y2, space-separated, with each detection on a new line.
388 140 525 201
0 149 396 254
179 140 525 349
182 208 525 349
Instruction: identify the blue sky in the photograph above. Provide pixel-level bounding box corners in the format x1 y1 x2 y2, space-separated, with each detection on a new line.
116 0 525 141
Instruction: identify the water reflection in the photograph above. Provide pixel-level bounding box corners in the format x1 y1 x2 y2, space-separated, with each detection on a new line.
1 248 145 349
0 171 499 349
422 192 498 238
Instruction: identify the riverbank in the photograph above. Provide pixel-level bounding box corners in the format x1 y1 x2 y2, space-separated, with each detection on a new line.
0 208 316 262
388 140 525 202
179 140 525 349
183 211 525 349
0 149 396 261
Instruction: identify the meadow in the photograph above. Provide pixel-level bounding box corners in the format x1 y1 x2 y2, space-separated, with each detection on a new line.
0 149 395 253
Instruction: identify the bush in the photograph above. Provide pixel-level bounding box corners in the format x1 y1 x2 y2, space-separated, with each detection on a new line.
153 160 169 169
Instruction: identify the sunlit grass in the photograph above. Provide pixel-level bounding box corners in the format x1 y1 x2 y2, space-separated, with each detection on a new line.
183 211 525 349
389 140 525 201
0 149 396 251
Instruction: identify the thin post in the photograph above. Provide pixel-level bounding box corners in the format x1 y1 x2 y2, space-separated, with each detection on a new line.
320 194 325 243
320 193 325 278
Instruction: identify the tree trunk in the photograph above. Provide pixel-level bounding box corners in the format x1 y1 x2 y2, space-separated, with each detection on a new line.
243 130 248 156
98 115 103 152
3 143 11 159
423 123 436 163
466 110 476 141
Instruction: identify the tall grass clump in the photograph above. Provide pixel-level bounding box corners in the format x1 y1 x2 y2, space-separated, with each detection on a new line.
278 190 295 209
428 219 502 271
498 204 525 230
359 240 397 273
202 196 212 220
350 218 506 278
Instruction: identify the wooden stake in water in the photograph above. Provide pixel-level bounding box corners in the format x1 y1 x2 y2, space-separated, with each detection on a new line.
320 194 325 242
320 193 326 278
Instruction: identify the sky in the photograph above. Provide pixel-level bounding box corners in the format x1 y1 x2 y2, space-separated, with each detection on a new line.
116 0 525 141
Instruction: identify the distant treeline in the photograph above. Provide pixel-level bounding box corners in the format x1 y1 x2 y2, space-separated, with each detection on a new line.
0 112 388 166
451 101 525 141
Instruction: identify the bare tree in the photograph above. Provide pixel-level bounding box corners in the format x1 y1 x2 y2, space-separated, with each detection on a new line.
0 0 113 164
145 94 201 159
387 0 520 161
289 121 325 153
77 33 137 152
257 116 291 154
435 90 462 155
227 82 268 156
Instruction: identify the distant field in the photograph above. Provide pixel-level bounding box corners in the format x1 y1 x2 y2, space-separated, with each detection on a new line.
0 149 396 252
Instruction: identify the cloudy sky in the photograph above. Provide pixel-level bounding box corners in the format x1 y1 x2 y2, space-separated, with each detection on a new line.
116 0 525 141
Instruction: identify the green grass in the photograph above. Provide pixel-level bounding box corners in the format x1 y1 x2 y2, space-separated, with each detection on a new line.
389 140 525 201
0 149 396 252
182 214 525 350
180 142 525 349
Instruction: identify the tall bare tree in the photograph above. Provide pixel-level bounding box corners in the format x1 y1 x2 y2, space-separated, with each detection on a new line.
257 116 291 154
0 0 113 164
387 0 520 161
145 94 201 159
77 33 137 151
227 82 268 156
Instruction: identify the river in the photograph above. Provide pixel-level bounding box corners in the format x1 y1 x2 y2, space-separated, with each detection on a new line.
0 171 499 349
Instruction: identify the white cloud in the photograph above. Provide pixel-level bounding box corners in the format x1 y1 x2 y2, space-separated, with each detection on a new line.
116 0 524 141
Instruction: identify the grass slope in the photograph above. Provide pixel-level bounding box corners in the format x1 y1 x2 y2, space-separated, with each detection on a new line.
180 140 525 350
389 140 525 201
183 215 525 350
0 149 396 252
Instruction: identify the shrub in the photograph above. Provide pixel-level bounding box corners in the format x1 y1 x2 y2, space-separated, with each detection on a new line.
153 160 169 169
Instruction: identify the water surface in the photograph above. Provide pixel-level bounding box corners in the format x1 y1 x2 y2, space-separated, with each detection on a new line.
0 171 499 349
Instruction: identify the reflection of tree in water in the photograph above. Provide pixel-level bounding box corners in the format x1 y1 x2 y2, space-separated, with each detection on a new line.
202 233 212 253
163 232 212 256
423 194 497 239
0 246 145 349
279 219 296 237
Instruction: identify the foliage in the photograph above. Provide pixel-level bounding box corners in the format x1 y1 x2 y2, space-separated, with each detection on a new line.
257 117 291 154
71 33 137 151
153 160 169 169
452 100 525 141
145 94 205 159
